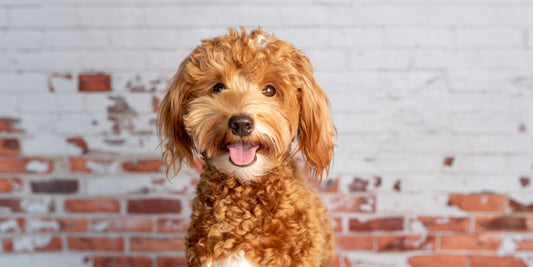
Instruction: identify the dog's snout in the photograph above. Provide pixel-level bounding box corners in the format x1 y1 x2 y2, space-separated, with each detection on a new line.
229 115 254 137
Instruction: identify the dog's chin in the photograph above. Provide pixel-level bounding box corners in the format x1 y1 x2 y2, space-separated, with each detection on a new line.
210 153 273 183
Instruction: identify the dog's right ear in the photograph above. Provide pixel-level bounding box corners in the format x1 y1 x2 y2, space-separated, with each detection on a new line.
157 63 195 177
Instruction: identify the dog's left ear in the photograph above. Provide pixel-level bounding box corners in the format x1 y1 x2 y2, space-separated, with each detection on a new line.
293 53 337 180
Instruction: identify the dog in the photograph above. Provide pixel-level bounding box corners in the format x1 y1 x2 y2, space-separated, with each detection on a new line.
157 27 336 267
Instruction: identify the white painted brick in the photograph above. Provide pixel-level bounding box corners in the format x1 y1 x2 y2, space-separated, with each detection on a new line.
383 27 453 48
450 112 523 134
448 70 525 92
0 74 48 93
0 53 8 71
55 114 113 135
18 115 56 133
497 7 533 25
334 113 386 134
85 135 160 155
456 28 524 48
83 94 114 113
0 8 6 27
452 135 532 154
414 49 533 69
21 133 82 156
329 28 383 48
111 73 171 93
0 254 90 267
8 7 78 28
344 253 410 267
17 95 56 113
350 49 412 70
529 29 533 49
377 192 463 214
13 51 80 71
147 50 190 71
44 30 110 49
86 176 153 194
80 51 146 70
0 96 18 115
305 50 350 72
0 30 43 50
274 29 330 49
452 155 508 173
78 7 146 27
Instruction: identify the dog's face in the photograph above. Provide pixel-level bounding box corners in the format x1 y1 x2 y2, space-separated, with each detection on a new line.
158 28 335 182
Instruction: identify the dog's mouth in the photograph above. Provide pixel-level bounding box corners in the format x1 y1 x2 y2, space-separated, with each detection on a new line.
227 141 260 167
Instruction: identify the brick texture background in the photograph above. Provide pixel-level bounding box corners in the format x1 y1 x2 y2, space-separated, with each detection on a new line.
1 0 533 266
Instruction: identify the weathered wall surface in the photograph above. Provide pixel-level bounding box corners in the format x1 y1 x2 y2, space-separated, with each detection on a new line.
1 0 533 266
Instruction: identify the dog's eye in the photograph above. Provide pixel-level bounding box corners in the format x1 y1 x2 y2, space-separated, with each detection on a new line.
262 85 276 97
213 83 226 94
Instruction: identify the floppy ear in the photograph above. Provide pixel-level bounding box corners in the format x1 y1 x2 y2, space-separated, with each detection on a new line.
294 54 337 180
157 62 195 177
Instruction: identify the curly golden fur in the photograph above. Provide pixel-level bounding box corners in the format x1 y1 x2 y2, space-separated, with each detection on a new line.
158 27 336 267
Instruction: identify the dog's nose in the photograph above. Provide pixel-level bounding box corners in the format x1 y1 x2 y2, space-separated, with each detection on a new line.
229 115 254 137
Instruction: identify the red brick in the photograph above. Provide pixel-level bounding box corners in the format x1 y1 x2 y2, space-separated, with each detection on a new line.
349 217 403 232
0 138 20 155
122 159 163 172
92 217 152 232
127 198 181 214
68 237 123 251
67 137 89 154
322 195 375 213
408 255 467 267
157 217 189 233
377 235 435 252
94 256 152 267
448 193 506 212
3 236 62 252
308 177 339 193
0 217 24 233
0 178 22 193
69 157 114 173
509 199 533 212
335 235 374 250
417 216 470 232
29 217 88 232
443 156 455 167
469 256 526 267
0 118 23 133
0 157 53 174
79 73 111 92
440 234 501 251
130 236 185 252
331 255 351 267
31 179 78 194
0 198 22 212
332 217 343 232
65 198 121 213
516 238 533 251
475 216 532 232
348 177 369 192
157 257 187 267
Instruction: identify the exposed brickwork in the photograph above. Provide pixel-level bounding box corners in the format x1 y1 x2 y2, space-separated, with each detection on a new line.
2 1 533 266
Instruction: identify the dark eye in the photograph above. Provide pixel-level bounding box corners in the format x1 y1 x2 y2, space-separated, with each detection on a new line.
262 85 276 97
213 83 226 94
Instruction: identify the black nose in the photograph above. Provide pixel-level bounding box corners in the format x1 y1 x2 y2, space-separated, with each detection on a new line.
229 115 254 137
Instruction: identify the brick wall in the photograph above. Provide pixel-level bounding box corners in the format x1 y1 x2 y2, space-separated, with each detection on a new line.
1 0 533 266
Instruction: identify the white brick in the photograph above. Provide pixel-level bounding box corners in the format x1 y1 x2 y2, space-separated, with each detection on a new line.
0 8 6 27
55 114 113 135
0 73 48 93
0 96 18 115
376 192 462 214
274 28 331 49
79 7 146 27
350 49 412 70
21 133 82 156
0 30 43 50
86 176 153 194
383 27 453 48
0 254 90 267
330 28 383 48
306 50 350 72
147 50 190 71
80 51 146 70
19 115 56 133
334 113 386 134
44 30 110 48
456 28 524 48
450 112 522 134
13 51 80 71
8 7 78 28
452 135 533 154
452 155 508 173
17 95 56 113
414 49 533 69
497 7 533 25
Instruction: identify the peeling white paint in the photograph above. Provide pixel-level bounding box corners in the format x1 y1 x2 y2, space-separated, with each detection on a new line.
0 219 21 233
86 159 118 174
25 160 50 173
92 221 110 232
27 218 60 233
20 198 52 214
359 198 374 212
12 235 54 252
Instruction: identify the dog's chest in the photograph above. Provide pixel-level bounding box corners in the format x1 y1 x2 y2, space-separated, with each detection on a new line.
203 250 253 267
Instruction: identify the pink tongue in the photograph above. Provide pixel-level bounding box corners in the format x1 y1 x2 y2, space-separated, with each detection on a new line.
228 142 259 166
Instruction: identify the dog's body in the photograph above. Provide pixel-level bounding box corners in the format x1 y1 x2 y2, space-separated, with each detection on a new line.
158 28 336 267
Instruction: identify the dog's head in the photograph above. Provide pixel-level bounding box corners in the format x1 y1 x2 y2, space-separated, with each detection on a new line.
158 27 336 182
